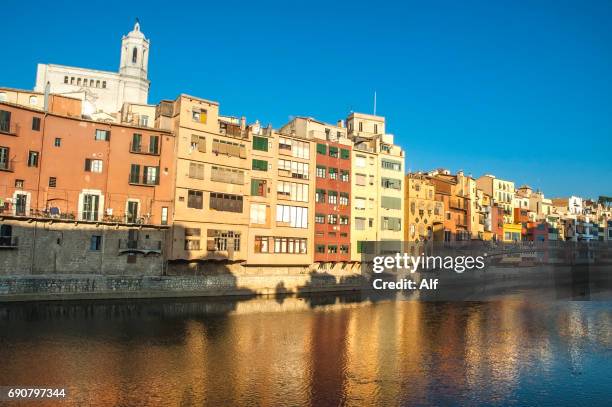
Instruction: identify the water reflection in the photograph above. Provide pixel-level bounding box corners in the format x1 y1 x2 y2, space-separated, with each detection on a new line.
0 296 610 406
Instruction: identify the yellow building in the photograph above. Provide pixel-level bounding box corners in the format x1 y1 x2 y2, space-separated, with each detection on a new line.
476 174 515 224
502 223 522 242
404 173 443 242
346 113 405 259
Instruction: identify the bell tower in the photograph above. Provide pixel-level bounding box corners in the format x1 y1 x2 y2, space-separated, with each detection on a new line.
120 19 149 79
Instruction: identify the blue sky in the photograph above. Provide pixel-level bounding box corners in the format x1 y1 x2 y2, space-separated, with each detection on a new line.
2 0 611 198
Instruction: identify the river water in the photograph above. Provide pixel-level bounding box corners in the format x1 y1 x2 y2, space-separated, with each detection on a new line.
0 294 610 406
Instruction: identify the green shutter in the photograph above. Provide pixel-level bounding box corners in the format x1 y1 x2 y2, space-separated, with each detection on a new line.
252 159 268 171
381 196 402 210
250 180 258 195
253 136 268 152
329 146 338 156
317 143 327 154
340 148 350 159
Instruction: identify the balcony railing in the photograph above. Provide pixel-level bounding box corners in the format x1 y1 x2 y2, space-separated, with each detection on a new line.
128 174 159 186
219 122 244 138
130 142 160 155
0 122 19 136
0 236 18 248
118 239 162 254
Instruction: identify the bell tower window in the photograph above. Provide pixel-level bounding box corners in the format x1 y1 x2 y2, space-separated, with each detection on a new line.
132 47 138 64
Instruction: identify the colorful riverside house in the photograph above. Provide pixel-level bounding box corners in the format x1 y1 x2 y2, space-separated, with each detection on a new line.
502 223 522 242
279 117 350 266
404 173 443 242
0 95 174 225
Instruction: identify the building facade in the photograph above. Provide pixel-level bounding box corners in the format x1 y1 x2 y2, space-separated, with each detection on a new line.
404 173 443 242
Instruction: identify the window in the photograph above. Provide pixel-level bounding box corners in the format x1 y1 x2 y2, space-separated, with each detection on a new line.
315 189 326 203
339 193 349 206
381 159 401 171
328 191 337 205
316 166 326 178
212 139 245 157
0 110 10 133
70 77 75 84
316 143 327 155
192 108 207 124
355 217 366 230
382 177 402 189
77 78 81 86
277 181 309 202
90 235 102 251
381 196 402 210
355 197 366 210
149 135 160 154
252 159 268 171
140 115 148 126
102 81 106 89
207 230 241 252
278 159 309 179
359 122 363 132
184 228 201 251
328 245 338 254
340 170 349 182
27 151 39 167
187 190 203 209
340 216 349 225
32 117 41 131
250 203 267 224
382 217 402 231
329 167 338 180
210 193 243 213
276 205 308 228
252 136 268 152
54 138 61 147
328 214 337 224
251 179 267 197
84 158 103 173
188 162 205 179
95 129 110 141
316 245 326 254
161 207 168 225
315 214 325 224
374 124 378 134
81 194 100 221
355 174 367 186
340 148 350 159
340 245 349 254
190 134 206 153
64 76 68 84
279 137 310 159
211 165 244 184
96 80 100 88
48 177 56 188
329 146 338 158
15 179 24 188
132 47 138 63
254 236 307 254
355 155 366 168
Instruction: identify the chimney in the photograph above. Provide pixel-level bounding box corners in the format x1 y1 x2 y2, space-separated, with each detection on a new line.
337 119 344 128
240 116 246 130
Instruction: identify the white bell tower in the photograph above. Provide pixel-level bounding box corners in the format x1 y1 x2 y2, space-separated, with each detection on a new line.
120 19 149 80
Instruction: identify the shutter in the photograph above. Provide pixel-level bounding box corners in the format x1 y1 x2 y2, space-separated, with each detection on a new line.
198 136 206 152
191 134 199 144
316 143 327 154
341 148 350 159
84 159 91 171
239 145 246 158
251 180 259 196
189 163 196 178
381 196 401 210
329 146 338 156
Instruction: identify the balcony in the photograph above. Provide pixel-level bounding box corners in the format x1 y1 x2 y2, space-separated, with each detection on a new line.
0 122 19 136
219 121 244 138
130 142 160 155
128 174 159 186
0 236 18 249
118 239 162 255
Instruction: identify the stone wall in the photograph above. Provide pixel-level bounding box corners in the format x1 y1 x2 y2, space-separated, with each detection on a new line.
0 218 168 276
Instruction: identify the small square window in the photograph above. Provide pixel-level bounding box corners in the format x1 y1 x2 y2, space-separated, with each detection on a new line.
49 177 57 188
15 179 24 188
90 235 102 251
54 138 61 147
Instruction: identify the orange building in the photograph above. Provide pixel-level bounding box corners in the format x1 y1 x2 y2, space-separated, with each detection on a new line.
429 171 471 242
0 100 174 225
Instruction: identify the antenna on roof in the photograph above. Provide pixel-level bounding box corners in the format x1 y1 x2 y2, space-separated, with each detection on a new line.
373 91 377 115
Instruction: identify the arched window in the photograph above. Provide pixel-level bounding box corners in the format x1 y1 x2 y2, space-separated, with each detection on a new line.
132 47 138 63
